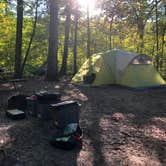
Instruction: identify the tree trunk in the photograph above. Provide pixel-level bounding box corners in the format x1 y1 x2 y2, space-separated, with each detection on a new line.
21 0 38 75
137 22 145 53
14 0 23 78
87 5 92 74
161 27 165 59
159 22 166 70
87 5 91 59
73 5 78 75
46 0 59 81
155 0 159 70
60 4 71 75
109 17 113 50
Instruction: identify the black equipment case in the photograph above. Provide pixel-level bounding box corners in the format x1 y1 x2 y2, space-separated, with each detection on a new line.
6 109 26 120
35 91 61 120
50 100 80 128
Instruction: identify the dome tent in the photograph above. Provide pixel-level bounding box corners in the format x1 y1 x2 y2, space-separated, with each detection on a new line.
72 49 165 88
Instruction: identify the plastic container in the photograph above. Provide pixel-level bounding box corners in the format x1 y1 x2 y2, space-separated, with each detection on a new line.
36 91 61 120
26 95 38 117
50 100 80 128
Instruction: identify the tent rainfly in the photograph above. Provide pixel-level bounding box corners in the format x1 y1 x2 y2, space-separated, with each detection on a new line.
72 49 166 88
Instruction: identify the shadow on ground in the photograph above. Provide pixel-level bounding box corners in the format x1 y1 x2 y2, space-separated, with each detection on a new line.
75 85 166 165
0 78 166 165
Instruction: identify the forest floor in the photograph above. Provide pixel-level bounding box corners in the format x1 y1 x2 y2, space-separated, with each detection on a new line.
0 77 166 166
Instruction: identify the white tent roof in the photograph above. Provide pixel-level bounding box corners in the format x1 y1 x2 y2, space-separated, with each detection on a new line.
113 49 139 77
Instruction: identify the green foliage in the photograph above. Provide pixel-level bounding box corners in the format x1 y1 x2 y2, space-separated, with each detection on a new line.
0 3 16 69
24 63 45 76
0 0 166 77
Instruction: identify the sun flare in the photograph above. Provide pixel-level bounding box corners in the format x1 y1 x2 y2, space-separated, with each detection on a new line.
77 0 95 10
77 0 99 15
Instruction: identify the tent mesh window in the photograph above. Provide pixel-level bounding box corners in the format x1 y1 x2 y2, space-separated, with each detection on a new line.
132 55 151 65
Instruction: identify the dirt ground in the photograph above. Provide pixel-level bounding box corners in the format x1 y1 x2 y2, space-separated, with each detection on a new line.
0 77 166 166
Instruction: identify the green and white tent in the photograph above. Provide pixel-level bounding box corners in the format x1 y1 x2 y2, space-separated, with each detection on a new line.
72 49 165 88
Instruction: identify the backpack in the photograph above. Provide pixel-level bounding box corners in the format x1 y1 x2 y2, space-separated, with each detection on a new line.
8 94 27 111
50 124 83 150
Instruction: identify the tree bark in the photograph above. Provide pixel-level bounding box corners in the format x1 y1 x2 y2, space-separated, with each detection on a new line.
73 5 78 75
109 17 114 50
87 5 92 73
60 4 71 75
137 21 145 53
161 27 166 58
87 5 91 59
155 0 159 69
14 0 23 78
21 0 39 75
46 0 59 81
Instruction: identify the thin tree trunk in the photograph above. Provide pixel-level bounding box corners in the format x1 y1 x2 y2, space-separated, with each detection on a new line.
161 28 165 58
160 25 166 69
21 0 39 75
109 17 113 50
60 4 71 75
87 5 91 59
87 5 92 74
73 4 78 75
138 24 145 53
46 0 59 81
14 0 23 78
155 0 159 69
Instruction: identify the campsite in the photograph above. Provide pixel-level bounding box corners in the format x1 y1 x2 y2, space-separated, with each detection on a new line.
0 0 166 166
0 78 166 165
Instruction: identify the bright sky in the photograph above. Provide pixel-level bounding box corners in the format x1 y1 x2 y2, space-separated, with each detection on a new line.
77 0 100 16
78 0 95 9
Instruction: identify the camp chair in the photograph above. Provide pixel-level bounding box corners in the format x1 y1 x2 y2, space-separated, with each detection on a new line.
0 69 26 91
